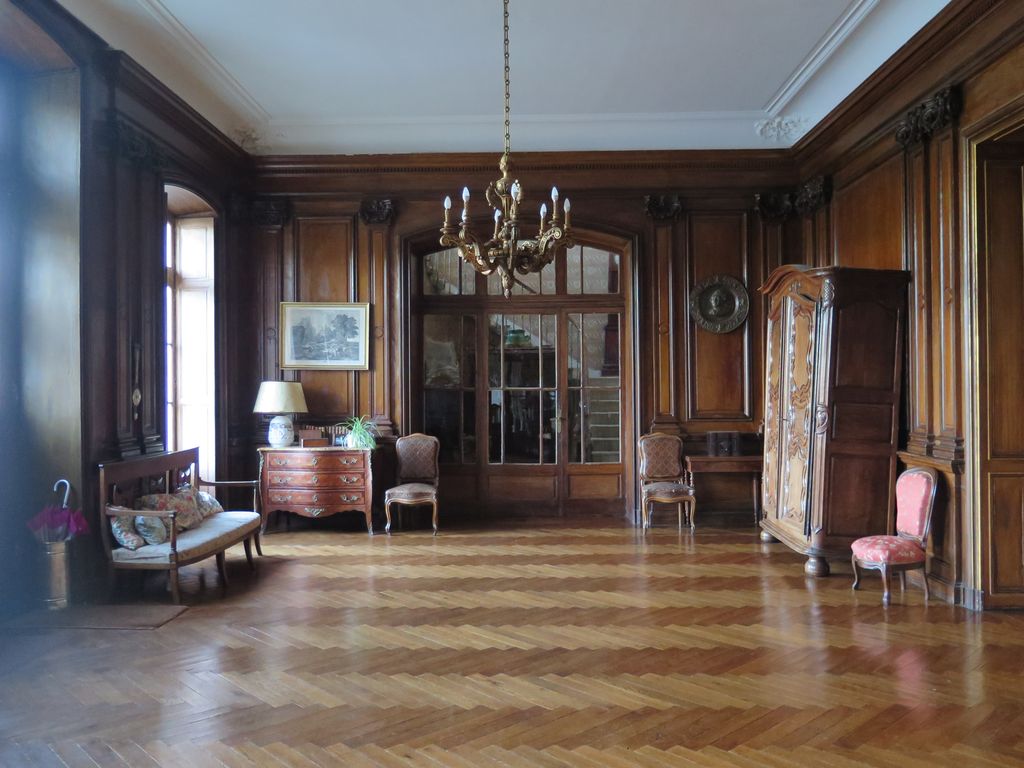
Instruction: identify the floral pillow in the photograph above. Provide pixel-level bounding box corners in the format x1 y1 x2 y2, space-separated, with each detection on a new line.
110 514 145 550
195 490 224 519
133 515 168 546
135 491 203 531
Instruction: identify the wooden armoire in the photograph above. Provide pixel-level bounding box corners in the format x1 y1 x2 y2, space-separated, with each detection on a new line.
759 266 910 576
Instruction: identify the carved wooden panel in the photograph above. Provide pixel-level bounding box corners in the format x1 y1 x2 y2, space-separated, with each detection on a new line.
652 222 677 428
777 292 816 532
761 303 784 521
569 474 621 500
686 212 751 421
487 474 556 501
905 144 932 453
832 154 905 269
929 130 961 459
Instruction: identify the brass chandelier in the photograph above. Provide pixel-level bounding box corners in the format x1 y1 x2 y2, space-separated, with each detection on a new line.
440 0 574 298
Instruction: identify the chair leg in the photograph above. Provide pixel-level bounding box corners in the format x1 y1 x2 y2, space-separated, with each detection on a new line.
216 551 229 594
922 568 930 604
169 568 181 605
432 501 439 536
880 564 891 606
689 498 696 530
677 502 682 531
254 531 263 557
899 571 906 592
851 555 861 590
244 537 255 571
385 501 392 535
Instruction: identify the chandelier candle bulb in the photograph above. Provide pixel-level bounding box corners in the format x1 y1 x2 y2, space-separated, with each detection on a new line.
443 195 452 225
551 187 560 223
564 198 571 227
540 203 547 234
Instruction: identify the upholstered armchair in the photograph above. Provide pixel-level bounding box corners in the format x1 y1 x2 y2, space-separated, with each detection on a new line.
637 432 695 531
851 467 939 605
385 433 440 535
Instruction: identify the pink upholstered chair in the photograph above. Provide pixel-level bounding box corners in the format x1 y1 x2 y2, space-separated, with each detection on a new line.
851 467 939 605
637 432 695 531
385 433 440 535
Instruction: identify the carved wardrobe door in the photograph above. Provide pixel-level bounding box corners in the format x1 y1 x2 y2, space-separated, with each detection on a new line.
762 282 818 544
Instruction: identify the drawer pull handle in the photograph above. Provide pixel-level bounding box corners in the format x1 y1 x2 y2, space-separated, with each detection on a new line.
342 495 358 503
272 458 287 466
272 494 292 503
342 458 357 465
312 458 319 467
343 476 356 484
305 507 325 517
312 476 319 485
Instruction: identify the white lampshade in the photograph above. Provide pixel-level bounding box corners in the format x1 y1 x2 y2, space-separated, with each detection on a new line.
253 381 308 415
254 382 309 448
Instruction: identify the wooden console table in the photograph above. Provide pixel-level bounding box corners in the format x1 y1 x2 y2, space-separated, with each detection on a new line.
684 455 763 526
258 446 374 534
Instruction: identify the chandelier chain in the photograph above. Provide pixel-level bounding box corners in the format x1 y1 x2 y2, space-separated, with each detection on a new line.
503 0 511 157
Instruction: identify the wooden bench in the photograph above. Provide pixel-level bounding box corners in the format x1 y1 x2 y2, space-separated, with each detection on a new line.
98 448 262 603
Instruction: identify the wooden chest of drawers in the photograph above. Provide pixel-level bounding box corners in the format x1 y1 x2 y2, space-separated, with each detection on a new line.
258 447 374 534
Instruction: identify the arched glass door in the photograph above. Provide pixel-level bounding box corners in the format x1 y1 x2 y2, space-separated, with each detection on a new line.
414 234 634 516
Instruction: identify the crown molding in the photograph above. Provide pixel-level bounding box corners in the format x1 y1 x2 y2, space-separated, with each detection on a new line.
132 0 268 127
764 0 880 115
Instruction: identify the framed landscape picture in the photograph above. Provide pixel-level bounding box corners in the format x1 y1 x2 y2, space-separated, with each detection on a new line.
279 302 370 370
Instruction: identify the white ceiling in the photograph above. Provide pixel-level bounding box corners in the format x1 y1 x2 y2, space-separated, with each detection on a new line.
57 0 949 155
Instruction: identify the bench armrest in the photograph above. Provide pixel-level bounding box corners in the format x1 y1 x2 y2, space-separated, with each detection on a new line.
106 504 176 520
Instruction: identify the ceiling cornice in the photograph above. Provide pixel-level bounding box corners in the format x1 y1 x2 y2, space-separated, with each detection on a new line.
764 0 880 114
132 0 268 127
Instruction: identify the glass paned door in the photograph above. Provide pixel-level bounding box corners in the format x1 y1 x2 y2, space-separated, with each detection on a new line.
487 313 557 464
567 312 622 464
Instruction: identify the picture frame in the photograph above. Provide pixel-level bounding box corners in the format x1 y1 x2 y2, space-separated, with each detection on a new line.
279 302 370 370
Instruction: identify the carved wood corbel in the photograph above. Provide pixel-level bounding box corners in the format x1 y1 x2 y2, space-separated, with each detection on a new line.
895 86 962 147
754 176 831 222
643 194 683 221
359 198 396 226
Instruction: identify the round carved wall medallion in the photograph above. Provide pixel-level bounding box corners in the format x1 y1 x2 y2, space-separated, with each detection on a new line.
688 274 749 334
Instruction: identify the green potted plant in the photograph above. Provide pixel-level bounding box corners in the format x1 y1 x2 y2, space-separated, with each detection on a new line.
340 415 378 449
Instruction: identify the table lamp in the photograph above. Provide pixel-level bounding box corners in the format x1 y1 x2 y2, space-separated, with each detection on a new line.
253 381 308 448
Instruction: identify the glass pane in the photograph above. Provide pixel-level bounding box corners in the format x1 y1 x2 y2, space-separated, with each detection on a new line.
566 245 582 294
504 390 540 463
423 248 462 295
568 389 583 463
462 315 476 387
424 389 460 463
542 390 557 463
581 247 620 294
541 315 556 388
489 389 502 462
488 315 502 387
585 388 620 463
462 391 476 463
568 312 582 387
423 315 461 388
178 218 213 279
583 313 620 385
504 314 539 388
512 270 540 296
541 262 556 295
487 270 502 296
461 259 477 295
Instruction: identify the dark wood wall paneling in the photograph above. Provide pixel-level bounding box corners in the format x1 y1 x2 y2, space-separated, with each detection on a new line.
11 0 247 602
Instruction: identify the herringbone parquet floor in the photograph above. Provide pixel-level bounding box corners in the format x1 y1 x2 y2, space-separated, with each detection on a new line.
2 520 1024 767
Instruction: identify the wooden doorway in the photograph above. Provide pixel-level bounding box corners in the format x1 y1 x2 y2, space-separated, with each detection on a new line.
410 230 635 517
